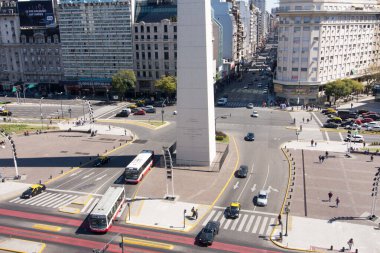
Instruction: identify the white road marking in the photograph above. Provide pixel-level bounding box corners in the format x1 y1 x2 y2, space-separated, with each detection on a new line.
212 211 223 222
237 214 249 231
82 172 95 179
223 218 233 230
81 197 95 213
262 165 270 189
230 217 240 230
69 170 82 177
233 182 239 190
93 173 119 194
251 184 257 192
266 186 279 194
19 192 48 205
259 217 269 235
47 188 103 197
266 218 276 235
52 195 78 208
213 206 277 216
202 210 216 226
312 112 323 127
339 132 343 141
325 131 330 141
244 215 255 232
95 174 108 181
32 193 61 206
219 216 226 228
43 194 70 207
9 197 23 203
84 198 99 214
251 216 262 234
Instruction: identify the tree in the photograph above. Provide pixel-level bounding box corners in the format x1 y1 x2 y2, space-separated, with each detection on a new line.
155 75 176 97
347 79 364 101
111 70 136 100
366 64 380 94
324 80 351 104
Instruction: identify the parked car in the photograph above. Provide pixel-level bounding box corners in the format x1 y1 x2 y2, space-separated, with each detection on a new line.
244 132 255 141
196 221 220 246
340 120 354 127
345 123 361 130
345 134 364 143
327 117 343 124
225 202 241 219
133 109 146 115
323 122 339 128
21 184 46 199
366 114 380 120
361 118 374 124
0 110 12 116
322 108 337 115
236 165 248 178
370 126 380 132
251 111 259 117
144 105 156 113
115 109 130 117
246 103 254 109
357 109 369 115
256 190 268 206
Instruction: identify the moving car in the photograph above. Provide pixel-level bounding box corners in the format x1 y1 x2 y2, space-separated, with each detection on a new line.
251 111 259 117
345 134 364 143
246 103 254 109
21 184 46 199
225 202 241 219
94 156 110 167
0 110 12 116
236 165 248 178
327 117 342 124
115 109 130 117
196 221 220 246
217 98 228 106
322 108 337 115
144 105 156 113
256 190 268 206
244 132 255 141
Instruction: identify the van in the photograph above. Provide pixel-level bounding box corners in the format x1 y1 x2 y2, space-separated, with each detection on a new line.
217 98 228 106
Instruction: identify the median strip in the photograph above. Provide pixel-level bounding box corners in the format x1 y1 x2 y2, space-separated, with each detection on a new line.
33 224 62 232
123 237 173 250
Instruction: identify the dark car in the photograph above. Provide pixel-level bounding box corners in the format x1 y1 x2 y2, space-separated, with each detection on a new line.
323 122 339 128
21 184 46 199
94 156 110 167
225 202 241 219
197 221 220 246
244 132 255 141
236 165 248 178
366 114 380 120
115 111 130 117
340 120 354 127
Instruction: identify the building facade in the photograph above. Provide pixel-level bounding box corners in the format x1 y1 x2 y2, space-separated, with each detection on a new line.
275 0 380 105
0 0 63 94
58 0 134 95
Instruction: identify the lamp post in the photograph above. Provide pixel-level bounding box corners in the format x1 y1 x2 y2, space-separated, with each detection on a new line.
58 92 64 119
284 206 290 236
297 81 301 110
215 114 231 132
296 130 299 141
161 98 168 124
39 97 44 129
370 168 380 219
82 96 86 121
183 209 186 228
0 130 19 179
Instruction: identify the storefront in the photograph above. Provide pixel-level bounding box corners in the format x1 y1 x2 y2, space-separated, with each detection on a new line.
274 83 321 105
62 78 112 97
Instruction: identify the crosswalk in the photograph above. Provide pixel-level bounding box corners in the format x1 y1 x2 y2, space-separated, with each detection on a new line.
9 191 100 214
202 209 276 236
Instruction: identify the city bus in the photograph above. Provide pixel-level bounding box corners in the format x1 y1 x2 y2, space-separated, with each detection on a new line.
124 150 154 184
89 186 125 233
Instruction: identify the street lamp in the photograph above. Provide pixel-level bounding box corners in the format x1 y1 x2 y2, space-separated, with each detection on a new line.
39 97 44 129
82 96 86 121
215 114 231 132
58 92 64 119
370 168 380 220
284 206 290 236
183 209 187 228
296 130 299 141
161 98 168 124
0 130 19 179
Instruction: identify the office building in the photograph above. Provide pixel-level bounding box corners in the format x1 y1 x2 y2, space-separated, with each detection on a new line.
275 0 380 105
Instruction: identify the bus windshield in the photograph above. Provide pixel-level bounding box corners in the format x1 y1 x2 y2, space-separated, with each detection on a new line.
125 168 139 179
90 215 107 229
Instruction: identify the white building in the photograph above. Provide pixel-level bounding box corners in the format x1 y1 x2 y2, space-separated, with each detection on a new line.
58 0 134 95
252 0 266 48
275 0 380 105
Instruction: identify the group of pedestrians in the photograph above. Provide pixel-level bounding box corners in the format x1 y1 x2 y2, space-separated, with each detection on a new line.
318 151 329 163
191 207 199 220
328 191 340 207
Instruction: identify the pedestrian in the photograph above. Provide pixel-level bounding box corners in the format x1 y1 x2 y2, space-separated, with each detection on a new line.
321 156 325 163
371 155 374 162
311 139 314 147
191 206 195 219
336 197 340 208
302 117 305 123
124 129 127 136
325 151 329 158
328 191 333 202
293 118 296 124
319 155 322 163
307 118 310 123
108 125 111 130
300 125 303 131
278 214 282 225
310 115 313 121
315 141 317 147
351 103 353 109
363 141 366 147
347 238 354 250
195 209 199 220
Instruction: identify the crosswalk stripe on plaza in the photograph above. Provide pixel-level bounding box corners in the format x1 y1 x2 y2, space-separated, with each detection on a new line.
202 209 276 235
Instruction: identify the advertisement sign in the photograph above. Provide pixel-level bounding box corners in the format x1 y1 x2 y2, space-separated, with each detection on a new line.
18 0 55 27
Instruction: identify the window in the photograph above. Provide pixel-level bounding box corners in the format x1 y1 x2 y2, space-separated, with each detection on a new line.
294 27 301 32
147 27 150 33
164 52 169 60
134 27 138 33
301 68 308 71
135 44 139 50
292 68 298 71
174 26 177 33
155 52 158 59
141 26 144 33
154 44 158 50
164 25 168 33
154 26 157 32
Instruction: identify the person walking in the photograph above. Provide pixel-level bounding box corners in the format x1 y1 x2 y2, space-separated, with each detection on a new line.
328 191 333 202
311 139 314 147
325 151 329 158
302 117 305 123
315 141 317 147
319 155 322 163
195 209 199 220
321 156 325 163
278 214 282 225
336 197 340 208
347 238 354 250
371 155 374 162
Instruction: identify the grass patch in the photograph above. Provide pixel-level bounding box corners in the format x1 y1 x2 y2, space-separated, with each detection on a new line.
0 101 11 105
216 135 229 143
360 147 380 152
0 124 57 134
142 120 166 127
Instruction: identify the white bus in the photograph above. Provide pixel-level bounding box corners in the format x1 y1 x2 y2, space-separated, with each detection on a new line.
89 186 125 233
124 150 154 184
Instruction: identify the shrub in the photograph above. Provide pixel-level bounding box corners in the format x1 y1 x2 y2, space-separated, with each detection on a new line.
216 131 226 137
216 136 224 141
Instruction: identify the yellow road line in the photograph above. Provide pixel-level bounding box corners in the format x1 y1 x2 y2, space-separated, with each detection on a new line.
123 237 173 250
33 224 62 232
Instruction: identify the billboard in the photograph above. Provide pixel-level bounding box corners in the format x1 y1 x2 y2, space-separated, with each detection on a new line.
17 0 55 27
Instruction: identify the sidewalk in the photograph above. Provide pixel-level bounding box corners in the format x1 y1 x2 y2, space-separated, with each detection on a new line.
0 237 45 253
57 122 134 137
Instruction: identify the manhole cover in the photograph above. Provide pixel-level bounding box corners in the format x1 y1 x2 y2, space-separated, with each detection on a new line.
133 140 147 144
100 138 116 141
60 151 68 153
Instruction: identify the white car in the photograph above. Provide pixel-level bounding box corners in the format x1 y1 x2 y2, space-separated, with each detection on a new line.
256 190 268 206
246 103 254 109
370 125 380 132
345 134 364 143
251 111 259 117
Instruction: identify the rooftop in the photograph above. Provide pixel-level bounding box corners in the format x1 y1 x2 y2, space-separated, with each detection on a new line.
135 2 176 23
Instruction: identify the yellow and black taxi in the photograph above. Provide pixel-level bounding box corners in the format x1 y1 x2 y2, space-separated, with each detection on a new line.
0 110 12 116
21 184 46 199
225 202 241 219
94 156 110 167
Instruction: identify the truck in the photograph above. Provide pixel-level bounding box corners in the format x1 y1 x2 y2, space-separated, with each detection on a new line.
217 98 228 106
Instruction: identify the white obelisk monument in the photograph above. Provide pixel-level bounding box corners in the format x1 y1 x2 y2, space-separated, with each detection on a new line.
176 0 216 166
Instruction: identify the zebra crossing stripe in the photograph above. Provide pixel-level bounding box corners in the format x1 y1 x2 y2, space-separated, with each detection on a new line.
40 194 69 207
202 210 216 226
230 217 240 231
34 193 62 206
258 217 268 235
19 192 49 205
244 215 255 232
251 216 261 233
9 197 21 203
212 211 223 223
45 195 73 208
81 197 95 213
84 198 99 214
29 193 57 206
52 195 77 209
237 214 249 231
219 215 227 228
266 218 275 235
223 218 233 230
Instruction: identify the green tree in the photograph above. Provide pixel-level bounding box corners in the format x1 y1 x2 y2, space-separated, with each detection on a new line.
324 80 351 104
366 64 380 94
155 75 177 96
111 70 136 100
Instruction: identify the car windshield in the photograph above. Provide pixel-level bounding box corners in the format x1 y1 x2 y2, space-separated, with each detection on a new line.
230 206 238 211
24 188 33 195
259 194 267 199
203 228 213 233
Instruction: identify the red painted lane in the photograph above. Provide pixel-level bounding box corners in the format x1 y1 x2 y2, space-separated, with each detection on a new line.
0 225 159 253
0 208 283 253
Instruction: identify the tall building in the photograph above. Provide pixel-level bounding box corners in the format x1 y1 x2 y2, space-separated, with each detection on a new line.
58 0 134 96
252 0 266 48
275 0 380 105
0 0 63 94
